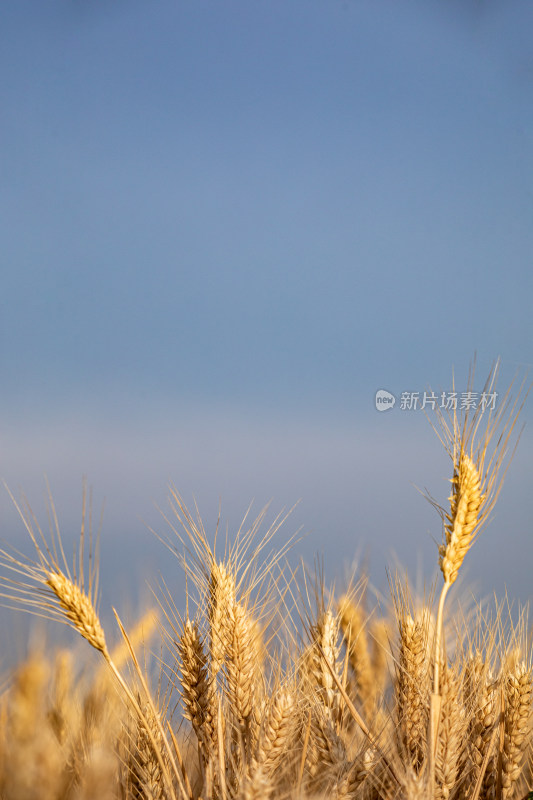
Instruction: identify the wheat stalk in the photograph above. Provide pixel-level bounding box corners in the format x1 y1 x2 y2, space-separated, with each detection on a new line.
427 362 527 774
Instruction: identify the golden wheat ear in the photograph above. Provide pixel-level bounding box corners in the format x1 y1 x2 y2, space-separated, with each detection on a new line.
430 363 528 587
0 480 109 656
177 617 216 760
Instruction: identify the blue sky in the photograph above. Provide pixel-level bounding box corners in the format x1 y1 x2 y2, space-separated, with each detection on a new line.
1 0 533 634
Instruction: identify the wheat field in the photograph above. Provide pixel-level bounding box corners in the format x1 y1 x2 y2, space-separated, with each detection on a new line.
1 362 532 800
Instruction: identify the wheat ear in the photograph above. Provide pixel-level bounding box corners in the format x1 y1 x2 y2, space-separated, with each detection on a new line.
208 560 236 679
254 685 294 772
501 662 532 800
304 704 346 790
434 453 484 686
127 693 168 800
371 618 391 702
227 601 259 730
309 608 341 720
46 570 108 655
466 654 499 800
397 613 430 771
434 663 465 800
338 595 374 716
178 618 216 758
439 453 485 587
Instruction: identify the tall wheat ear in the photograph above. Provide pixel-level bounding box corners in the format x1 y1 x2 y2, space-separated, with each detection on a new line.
424 360 529 782
0 481 188 800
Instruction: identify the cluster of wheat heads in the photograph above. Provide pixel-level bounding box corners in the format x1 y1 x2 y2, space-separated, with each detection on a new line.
1 362 532 800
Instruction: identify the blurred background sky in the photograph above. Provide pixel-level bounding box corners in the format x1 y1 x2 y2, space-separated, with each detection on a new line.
1 0 533 645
